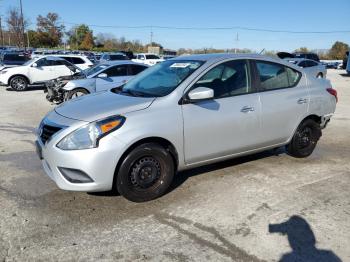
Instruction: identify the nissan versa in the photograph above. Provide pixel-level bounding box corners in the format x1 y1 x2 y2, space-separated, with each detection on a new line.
36 54 337 202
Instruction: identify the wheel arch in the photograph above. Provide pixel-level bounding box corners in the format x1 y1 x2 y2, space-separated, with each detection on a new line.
112 136 179 190
287 114 322 144
8 74 30 85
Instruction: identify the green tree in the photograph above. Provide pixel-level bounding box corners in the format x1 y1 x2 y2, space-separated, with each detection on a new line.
36 12 65 47
67 24 92 48
27 30 41 48
79 32 94 50
328 41 349 60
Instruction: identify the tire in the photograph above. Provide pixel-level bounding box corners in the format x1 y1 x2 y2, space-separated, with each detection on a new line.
116 143 175 202
10 76 28 91
316 73 323 78
66 88 89 100
287 119 322 158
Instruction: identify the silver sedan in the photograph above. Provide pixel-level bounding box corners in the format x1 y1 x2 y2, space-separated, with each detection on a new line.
36 53 336 202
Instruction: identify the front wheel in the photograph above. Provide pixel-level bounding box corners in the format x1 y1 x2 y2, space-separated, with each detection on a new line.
116 143 175 202
316 73 323 78
287 119 321 158
65 88 89 100
10 76 28 91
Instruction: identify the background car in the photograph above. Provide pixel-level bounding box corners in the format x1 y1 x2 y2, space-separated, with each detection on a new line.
0 56 80 91
0 52 30 70
284 58 326 78
132 53 164 66
62 61 148 99
277 52 320 62
99 53 129 63
40 54 93 70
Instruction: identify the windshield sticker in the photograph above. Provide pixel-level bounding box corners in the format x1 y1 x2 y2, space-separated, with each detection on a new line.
170 63 191 68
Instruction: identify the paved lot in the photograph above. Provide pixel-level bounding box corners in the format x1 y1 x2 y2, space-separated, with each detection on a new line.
0 70 349 261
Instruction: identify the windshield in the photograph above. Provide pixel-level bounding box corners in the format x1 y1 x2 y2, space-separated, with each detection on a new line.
83 64 109 77
23 58 36 66
145 54 160 59
120 60 203 97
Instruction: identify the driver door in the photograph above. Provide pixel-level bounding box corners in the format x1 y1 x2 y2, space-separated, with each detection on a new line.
95 65 129 91
182 60 262 164
29 58 56 83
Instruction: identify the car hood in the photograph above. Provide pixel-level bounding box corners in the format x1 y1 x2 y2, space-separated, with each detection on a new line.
55 90 155 122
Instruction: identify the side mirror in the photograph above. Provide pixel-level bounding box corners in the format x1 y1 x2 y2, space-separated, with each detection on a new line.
188 87 214 101
32 62 38 67
97 73 108 78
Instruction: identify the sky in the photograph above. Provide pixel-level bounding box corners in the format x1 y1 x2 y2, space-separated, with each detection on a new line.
1 0 350 52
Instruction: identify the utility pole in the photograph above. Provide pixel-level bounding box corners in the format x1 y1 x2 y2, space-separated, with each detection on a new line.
150 26 153 46
234 33 239 53
0 16 4 47
19 0 26 51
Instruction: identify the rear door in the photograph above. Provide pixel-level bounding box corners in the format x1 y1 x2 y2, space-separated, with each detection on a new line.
95 65 128 91
182 59 262 164
254 60 309 146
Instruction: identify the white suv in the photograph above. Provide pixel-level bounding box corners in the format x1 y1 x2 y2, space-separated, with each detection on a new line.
132 53 164 66
0 56 80 91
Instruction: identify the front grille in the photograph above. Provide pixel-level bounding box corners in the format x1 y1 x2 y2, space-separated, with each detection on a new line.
40 124 62 144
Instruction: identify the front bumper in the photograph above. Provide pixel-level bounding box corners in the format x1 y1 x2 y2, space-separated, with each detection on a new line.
36 113 127 192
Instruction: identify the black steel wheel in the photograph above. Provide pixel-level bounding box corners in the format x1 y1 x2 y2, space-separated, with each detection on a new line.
116 143 175 202
287 119 321 158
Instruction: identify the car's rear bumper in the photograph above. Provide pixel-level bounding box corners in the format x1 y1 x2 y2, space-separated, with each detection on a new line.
321 114 333 129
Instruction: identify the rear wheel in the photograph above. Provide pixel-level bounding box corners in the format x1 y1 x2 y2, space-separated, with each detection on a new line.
287 119 321 158
10 76 28 91
66 88 89 100
316 73 323 78
116 143 175 202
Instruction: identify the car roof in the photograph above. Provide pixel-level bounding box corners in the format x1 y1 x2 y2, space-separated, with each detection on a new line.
41 54 88 58
172 53 303 71
100 60 149 67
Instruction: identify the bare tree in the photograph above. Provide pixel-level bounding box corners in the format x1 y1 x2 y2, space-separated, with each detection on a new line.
6 7 28 47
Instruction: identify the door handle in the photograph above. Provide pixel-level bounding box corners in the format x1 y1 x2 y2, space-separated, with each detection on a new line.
297 98 308 104
241 106 255 113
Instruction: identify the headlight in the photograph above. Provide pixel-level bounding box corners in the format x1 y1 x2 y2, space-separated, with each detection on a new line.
57 115 125 150
0 70 7 74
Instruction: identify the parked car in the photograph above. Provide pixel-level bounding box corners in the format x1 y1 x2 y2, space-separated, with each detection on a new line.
0 52 30 70
99 53 129 63
132 53 164 66
36 53 337 202
44 54 93 70
46 61 148 103
284 58 326 78
342 51 348 70
0 56 80 91
277 52 320 62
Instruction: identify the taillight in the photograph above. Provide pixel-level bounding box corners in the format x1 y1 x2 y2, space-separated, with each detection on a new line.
327 88 338 103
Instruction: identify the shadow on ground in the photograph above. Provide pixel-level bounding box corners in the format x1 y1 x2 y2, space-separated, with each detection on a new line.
269 216 341 262
168 147 285 194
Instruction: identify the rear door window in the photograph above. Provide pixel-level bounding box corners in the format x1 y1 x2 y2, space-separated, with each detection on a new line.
256 61 301 91
129 65 148 75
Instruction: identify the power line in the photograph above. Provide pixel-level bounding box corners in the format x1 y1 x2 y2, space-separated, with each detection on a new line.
63 21 350 34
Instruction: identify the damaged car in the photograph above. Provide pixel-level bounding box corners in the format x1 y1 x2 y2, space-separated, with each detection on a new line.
46 61 148 104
